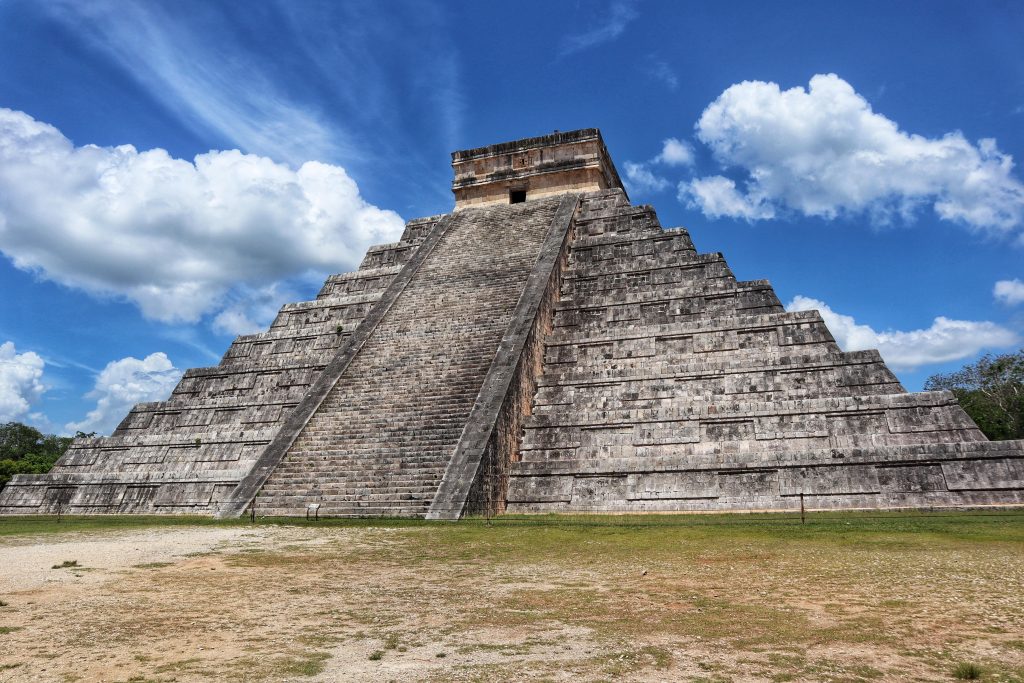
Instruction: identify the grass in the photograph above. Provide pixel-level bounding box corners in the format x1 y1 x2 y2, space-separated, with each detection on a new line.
3 507 1022 540
954 662 984 680
275 652 330 676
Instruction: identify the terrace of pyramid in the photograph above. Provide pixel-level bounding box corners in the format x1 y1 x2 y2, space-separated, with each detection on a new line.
2 128 1022 518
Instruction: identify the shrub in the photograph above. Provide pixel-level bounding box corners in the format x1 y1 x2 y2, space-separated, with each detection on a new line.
953 662 983 680
51 560 80 570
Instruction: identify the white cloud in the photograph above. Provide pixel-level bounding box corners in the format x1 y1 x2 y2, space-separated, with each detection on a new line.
994 278 1024 306
624 138 696 196
66 353 182 435
560 1 638 57
680 176 774 220
656 138 694 167
0 342 46 422
786 295 1020 371
212 282 302 337
684 74 1024 234
0 108 405 324
624 162 670 194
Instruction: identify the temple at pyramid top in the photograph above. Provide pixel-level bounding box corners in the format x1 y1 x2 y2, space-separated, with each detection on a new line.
451 128 626 208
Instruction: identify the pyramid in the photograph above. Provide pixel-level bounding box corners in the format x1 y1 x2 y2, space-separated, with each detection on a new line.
2 129 1021 517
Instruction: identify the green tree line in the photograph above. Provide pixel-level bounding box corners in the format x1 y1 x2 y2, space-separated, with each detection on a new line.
924 348 1024 441
0 422 93 492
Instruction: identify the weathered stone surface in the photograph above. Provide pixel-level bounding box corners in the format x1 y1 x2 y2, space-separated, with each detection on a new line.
252 196 569 517
452 129 623 209
2 128 1022 517
506 186 1024 513
0 219 441 514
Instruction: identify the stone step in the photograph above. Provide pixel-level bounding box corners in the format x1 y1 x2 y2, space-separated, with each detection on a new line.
254 195 567 516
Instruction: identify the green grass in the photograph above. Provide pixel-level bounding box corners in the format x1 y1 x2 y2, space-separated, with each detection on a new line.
953 661 984 680
3 507 1021 541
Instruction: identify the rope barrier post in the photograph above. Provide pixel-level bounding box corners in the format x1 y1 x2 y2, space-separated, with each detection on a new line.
800 492 805 524
485 462 493 527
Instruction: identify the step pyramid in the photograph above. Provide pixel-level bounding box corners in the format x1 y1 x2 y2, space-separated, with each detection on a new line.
1 129 1021 517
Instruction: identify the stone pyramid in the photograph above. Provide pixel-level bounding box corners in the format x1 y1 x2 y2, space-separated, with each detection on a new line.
2 129 1021 517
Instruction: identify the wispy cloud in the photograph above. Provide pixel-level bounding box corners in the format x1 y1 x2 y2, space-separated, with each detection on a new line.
270 0 465 159
44 1 347 167
41 0 465 206
560 1 638 57
645 56 678 90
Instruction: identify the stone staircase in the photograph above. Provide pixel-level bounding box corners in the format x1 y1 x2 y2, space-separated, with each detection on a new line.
0 217 440 514
253 196 565 516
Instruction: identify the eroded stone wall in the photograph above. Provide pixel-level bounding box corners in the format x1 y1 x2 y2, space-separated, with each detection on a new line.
506 189 1024 513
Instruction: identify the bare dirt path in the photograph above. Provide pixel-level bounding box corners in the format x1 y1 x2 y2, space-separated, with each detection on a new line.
0 526 263 594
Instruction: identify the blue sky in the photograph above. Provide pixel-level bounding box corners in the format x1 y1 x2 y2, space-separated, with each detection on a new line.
0 0 1022 435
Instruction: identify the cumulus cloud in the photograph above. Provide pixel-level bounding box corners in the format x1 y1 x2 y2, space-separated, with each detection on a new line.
0 108 405 324
994 279 1024 305
656 138 695 167
786 295 1020 371
681 176 773 220
66 353 182 435
624 162 670 194
682 74 1024 234
624 138 696 196
0 342 46 422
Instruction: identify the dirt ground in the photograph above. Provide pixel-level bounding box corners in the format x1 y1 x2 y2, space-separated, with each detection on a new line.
0 513 1022 682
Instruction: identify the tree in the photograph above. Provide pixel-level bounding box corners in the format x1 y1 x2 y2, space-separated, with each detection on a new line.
924 349 1024 441
0 422 82 492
